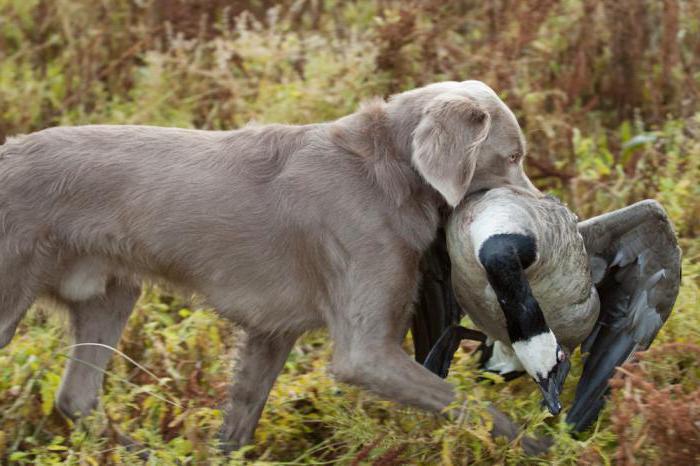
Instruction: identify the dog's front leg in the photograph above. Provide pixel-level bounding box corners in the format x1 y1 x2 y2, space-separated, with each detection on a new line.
328 260 550 455
218 329 298 454
329 309 457 413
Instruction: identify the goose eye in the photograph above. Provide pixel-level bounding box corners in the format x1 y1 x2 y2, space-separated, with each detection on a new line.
508 152 520 163
557 349 566 362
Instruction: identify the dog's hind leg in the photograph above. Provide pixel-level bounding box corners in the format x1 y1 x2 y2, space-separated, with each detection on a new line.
55 279 140 419
0 287 35 349
218 329 298 454
0 250 43 348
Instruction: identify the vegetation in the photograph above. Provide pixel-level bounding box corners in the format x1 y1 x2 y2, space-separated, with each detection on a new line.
1 0 698 464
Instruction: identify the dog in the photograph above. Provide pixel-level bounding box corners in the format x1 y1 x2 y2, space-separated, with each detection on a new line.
0 80 540 452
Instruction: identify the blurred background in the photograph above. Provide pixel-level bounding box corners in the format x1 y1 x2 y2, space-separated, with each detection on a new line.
0 1 698 464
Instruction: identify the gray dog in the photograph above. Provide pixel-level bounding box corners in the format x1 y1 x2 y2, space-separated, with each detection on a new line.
0 81 539 451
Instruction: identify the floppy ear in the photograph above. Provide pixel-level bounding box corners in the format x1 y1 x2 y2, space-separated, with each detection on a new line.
411 93 490 207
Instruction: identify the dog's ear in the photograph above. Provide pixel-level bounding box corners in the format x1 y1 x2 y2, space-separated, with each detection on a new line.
412 93 491 207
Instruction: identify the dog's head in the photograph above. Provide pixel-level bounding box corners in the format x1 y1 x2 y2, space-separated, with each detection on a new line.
389 81 538 207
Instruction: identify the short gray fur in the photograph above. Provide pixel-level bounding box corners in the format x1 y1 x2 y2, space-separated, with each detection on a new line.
0 80 549 453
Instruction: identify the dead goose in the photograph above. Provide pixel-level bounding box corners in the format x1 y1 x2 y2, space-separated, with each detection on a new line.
412 188 681 429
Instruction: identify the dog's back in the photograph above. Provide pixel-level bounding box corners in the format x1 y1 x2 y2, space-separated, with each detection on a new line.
0 124 346 335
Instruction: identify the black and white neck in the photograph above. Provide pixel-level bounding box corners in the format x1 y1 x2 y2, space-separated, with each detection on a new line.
478 232 566 414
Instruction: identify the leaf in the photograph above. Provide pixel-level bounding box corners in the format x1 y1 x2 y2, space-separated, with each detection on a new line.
622 133 657 150
46 445 68 451
478 372 505 384
40 372 61 416
9 452 29 461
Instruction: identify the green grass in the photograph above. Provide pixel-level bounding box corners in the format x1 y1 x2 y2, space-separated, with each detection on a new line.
0 1 698 464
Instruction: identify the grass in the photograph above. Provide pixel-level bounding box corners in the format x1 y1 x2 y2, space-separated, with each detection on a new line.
0 0 698 464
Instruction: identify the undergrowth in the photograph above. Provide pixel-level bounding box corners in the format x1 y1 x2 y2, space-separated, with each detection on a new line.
0 0 698 464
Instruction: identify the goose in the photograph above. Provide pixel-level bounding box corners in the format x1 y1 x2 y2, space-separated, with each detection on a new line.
411 188 681 429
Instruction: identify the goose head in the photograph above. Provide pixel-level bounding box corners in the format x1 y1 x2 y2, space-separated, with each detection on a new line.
511 330 568 415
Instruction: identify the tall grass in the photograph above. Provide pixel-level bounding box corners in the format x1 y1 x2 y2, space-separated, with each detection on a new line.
0 0 698 464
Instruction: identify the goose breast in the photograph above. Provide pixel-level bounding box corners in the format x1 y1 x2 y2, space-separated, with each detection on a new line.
446 187 599 350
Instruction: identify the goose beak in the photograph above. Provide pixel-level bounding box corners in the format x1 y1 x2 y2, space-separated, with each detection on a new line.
536 355 570 415
536 375 562 415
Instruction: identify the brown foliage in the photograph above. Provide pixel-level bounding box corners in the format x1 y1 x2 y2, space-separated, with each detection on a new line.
602 0 648 118
375 8 417 88
350 434 385 465
609 343 700 465
372 442 408 465
149 0 268 39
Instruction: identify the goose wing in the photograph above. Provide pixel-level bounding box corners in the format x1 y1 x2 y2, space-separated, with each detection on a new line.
411 227 485 376
566 200 682 432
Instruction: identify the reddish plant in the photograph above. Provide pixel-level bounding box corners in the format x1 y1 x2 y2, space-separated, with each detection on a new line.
609 343 700 465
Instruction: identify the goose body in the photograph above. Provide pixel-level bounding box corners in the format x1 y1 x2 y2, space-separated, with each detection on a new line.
415 189 681 428
446 187 599 352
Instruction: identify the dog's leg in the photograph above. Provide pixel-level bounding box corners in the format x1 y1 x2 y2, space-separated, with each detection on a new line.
218 330 298 453
328 262 550 454
331 316 551 453
0 247 43 348
331 323 456 412
329 258 457 412
55 280 140 418
0 281 35 349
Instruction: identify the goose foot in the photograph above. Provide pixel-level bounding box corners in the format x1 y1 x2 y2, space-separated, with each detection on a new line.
423 325 486 378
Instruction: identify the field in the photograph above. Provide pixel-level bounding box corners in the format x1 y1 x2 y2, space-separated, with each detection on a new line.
0 0 699 464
